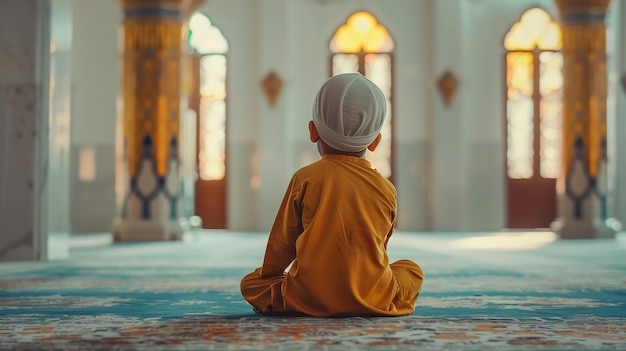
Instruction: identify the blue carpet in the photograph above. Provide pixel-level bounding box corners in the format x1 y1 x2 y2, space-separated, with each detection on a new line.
1 231 625 350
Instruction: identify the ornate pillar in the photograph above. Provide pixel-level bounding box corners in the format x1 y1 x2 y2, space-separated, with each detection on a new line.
553 0 621 238
113 0 188 241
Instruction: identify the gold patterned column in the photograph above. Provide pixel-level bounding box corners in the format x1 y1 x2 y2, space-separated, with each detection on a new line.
552 0 621 238
113 0 188 241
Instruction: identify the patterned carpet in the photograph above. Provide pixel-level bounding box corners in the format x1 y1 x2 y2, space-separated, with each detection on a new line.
1 231 625 350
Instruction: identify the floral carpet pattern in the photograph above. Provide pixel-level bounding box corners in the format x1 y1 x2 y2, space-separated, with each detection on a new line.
1 231 625 350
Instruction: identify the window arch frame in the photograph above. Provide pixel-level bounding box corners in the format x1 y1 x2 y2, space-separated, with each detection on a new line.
502 7 563 181
187 12 230 182
502 7 563 229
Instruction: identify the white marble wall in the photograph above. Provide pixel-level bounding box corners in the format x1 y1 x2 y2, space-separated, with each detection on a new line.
49 0 72 238
429 0 465 230
0 0 50 261
69 0 120 232
55 0 625 234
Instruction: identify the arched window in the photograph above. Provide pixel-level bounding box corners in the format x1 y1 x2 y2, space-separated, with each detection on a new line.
188 12 229 181
330 12 394 180
505 8 562 179
504 8 562 228
187 13 229 229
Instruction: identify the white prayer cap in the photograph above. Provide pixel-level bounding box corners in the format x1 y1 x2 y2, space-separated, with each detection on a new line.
312 73 387 152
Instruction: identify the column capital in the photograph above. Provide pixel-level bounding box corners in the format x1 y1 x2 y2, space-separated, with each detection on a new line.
554 0 612 13
119 0 188 10
182 0 205 19
554 0 612 23
120 0 204 15
120 0 205 20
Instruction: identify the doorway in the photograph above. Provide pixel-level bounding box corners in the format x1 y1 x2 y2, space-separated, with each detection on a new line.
187 13 229 229
503 8 563 228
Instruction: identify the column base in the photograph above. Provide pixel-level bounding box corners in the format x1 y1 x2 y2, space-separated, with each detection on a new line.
111 217 184 242
551 217 622 239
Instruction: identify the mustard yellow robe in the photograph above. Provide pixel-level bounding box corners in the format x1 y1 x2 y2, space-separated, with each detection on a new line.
240 154 424 317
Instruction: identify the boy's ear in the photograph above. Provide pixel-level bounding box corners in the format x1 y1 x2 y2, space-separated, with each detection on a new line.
367 133 382 151
308 121 319 143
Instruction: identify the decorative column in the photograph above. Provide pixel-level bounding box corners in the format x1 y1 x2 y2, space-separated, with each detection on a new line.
113 0 188 241
552 0 621 238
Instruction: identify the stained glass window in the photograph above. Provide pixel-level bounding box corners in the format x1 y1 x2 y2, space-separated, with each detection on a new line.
330 12 394 179
188 13 228 55
505 8 562 179
188 13 228 181
506 52 534 179
539 52 563 178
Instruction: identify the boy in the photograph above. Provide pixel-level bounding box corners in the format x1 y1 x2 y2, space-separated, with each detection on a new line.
240 73 424 317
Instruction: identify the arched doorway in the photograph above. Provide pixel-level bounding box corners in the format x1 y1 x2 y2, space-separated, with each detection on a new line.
187 13 229 229
504 8 563 228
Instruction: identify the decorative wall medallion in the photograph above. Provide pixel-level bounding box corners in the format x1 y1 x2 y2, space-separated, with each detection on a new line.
261 71 283 108
621 72 626 95
437 70 458 107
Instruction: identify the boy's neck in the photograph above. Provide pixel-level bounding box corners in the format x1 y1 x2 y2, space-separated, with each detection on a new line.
318 140 366 159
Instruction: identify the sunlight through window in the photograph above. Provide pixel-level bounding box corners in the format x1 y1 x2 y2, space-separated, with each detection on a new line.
452 232 558 251
330 12 393 54
505 8 562 180
504 8 562 51
188 13 228 181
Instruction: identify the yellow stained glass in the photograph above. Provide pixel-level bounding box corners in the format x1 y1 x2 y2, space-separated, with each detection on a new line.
188 13 229 54
506 52 534 179
537 23 562 50
334 25 361 53
539 51 563 178
188 12 229 181
505 23 535 51
347 12 376 34
504 8 563 181
504 8 561 51
506 52 533 99
364 26 391 53
330 12 393 53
